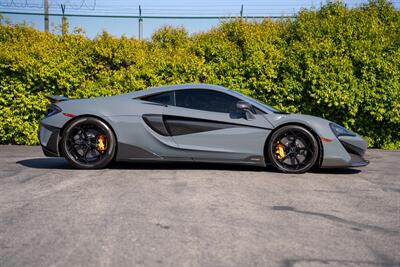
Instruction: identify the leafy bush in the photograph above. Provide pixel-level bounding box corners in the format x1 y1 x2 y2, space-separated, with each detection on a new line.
0 0 399 148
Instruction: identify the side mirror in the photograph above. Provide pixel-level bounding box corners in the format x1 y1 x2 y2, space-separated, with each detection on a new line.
236 101 252 111
236 101 255 120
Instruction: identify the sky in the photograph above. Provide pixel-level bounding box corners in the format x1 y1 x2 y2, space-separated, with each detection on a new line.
0 0 399 39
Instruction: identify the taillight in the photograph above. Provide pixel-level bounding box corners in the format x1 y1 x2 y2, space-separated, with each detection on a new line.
45 104 62 117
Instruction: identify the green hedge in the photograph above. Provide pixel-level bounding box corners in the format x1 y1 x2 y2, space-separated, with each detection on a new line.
0 0 399 148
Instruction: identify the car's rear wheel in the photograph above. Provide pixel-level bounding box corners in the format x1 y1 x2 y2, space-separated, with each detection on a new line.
61 117 116 169
267 125 319 173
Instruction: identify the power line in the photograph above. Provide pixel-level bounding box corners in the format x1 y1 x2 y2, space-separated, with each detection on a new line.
0 0 96 10
0 7 300 16
0 10 295 19
2 0 390 13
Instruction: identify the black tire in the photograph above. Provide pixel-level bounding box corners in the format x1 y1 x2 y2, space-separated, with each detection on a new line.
61 117 116 169
267 125 319 173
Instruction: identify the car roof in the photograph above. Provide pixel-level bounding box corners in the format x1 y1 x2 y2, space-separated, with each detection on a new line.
120 83 231 99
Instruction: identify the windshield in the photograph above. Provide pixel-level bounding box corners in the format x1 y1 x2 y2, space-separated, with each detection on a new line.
228 90 279 113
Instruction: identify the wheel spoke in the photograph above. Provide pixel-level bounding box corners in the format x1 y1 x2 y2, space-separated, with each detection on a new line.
67 144 75 153
278 141 289 149
77 127 88 139
299 147 313 155
71 140 84 146
294 155 302 166
80 147 90 163
288 130 297 144
280 151 292 161
290 156 296 165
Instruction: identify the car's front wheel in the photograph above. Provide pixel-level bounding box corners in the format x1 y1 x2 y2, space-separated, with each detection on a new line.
267 125 319 173
61 117 116 169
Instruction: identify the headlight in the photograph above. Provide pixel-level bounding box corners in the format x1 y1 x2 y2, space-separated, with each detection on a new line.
45 104 62 117
329 123 356 137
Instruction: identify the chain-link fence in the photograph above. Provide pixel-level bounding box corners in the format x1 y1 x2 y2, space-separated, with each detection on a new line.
2 0 392 38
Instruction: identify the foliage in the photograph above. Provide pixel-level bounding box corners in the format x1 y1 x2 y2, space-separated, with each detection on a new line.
0 0 399 148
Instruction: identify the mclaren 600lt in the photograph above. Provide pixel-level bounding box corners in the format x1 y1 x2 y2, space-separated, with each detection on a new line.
39 84 368 173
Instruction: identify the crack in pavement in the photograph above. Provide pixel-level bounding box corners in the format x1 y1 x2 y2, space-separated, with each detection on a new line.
272 206 400 235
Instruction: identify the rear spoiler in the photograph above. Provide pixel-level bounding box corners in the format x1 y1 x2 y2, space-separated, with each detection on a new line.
45 95 71 103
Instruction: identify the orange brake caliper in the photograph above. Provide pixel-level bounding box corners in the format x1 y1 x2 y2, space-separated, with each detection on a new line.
275 143 285 160
97 134 108 153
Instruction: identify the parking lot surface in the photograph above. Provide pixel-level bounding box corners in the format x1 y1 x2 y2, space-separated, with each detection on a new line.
0 146 399 267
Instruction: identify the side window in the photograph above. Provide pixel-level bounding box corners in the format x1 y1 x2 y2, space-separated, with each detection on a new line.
175 89 239 113
141 91 174 105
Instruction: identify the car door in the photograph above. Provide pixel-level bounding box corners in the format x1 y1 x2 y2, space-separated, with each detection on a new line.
131 90 192 160
162 89 274 163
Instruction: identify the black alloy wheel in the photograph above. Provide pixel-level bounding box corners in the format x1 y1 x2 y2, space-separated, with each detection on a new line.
61 117 116 169
267 125 319 173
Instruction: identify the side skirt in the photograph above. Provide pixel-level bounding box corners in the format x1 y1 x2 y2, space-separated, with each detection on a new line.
115 143 266 167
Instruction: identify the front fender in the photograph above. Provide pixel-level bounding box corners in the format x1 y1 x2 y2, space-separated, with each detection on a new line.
264 113 368 168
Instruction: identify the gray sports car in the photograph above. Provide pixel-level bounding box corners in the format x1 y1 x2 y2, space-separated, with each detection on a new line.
39 83 368 173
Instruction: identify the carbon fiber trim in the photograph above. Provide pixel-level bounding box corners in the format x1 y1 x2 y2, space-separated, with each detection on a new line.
40 124 60 157
143 114 271 137
117 143 161 160
142 114 170 136
340 140 365 157
164 116 239 136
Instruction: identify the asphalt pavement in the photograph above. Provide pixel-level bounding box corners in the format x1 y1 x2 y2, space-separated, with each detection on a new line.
0 146 399 267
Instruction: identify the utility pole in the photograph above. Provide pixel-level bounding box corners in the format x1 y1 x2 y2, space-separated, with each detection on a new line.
61 4 67 35
138 5 143 40
240 4 244 17
44 0 49 32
